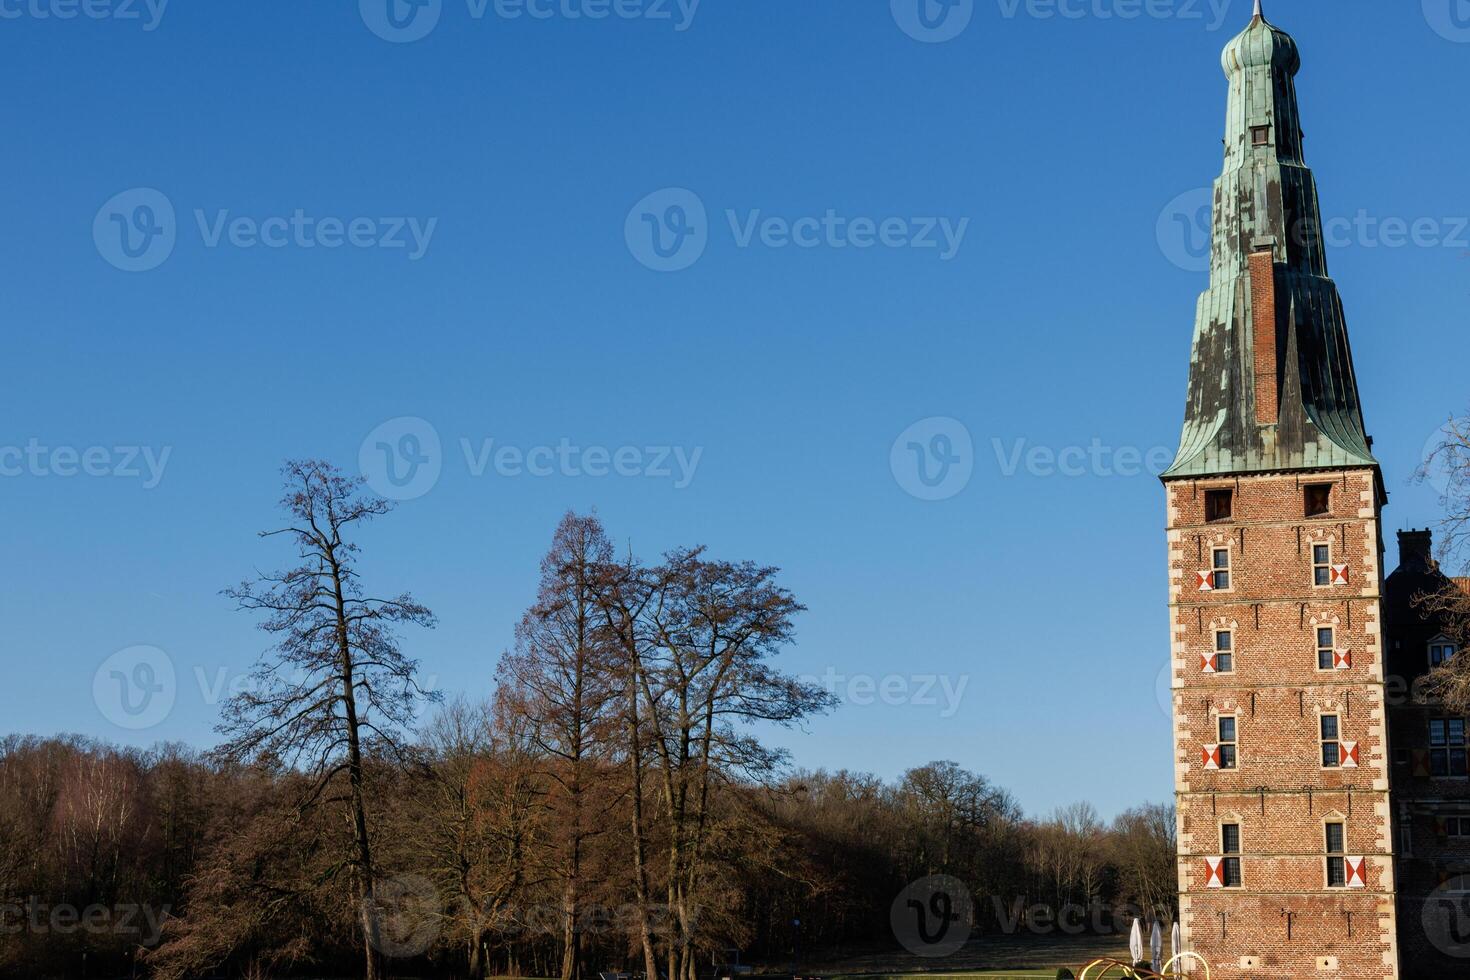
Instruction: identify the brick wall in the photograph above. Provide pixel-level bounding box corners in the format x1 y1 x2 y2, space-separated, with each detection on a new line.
1168 468 1399 979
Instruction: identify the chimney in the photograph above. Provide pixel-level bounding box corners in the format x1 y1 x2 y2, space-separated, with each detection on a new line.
1249 243 1279 425
1398 529 1434 571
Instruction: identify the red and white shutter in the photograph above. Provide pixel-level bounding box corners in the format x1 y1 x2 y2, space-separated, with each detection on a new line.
1196 571 1214 592
1202 744 1222 770
1414 750 1433 778
1334 649 1353 670
1201 652 1217 673
1344 857 1367 888
1341 741 1360 768
1332 564 1351 586
1205 857 1226 888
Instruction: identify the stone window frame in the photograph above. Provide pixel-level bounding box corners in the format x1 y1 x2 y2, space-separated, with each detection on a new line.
1216 713 1239 770
1430 635 1458 669
1309 613 1343 674
1219 818 1244 888
1310 538 1336 589
1210 542 1235 593
1428 717 1469 779
1322 813 1348 889
1210 617 1238 673
1319 712 1343 769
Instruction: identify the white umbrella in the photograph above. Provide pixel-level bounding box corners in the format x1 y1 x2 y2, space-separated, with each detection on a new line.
1129 918 1144 965
1150 919 1163 973
1171 922 1183 975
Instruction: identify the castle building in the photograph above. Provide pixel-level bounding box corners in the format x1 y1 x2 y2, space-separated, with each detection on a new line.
1162 3 1401 976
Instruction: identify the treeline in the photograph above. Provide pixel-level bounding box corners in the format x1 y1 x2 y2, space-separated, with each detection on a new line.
0 737 1175 979
0 463 1175 980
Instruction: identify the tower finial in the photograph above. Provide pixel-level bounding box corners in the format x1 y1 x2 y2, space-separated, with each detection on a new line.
1253 0 1263 19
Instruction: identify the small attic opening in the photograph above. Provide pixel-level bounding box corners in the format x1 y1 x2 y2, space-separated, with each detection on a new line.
1251 125 1271 146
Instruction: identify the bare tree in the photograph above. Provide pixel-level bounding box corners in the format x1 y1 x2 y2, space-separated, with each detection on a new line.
217 459 438 980
1416 415 1470 709
499 512 621 980
638 548 836 980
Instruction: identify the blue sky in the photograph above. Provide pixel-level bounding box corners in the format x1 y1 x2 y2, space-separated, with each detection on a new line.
1 0 1466 818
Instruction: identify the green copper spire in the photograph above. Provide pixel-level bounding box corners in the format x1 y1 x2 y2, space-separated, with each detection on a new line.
1163 7 1376 479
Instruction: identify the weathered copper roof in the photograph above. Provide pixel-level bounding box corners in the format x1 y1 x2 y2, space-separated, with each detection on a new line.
1163 5 1378 480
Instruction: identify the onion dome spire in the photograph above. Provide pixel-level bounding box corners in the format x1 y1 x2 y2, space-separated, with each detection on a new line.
1164 8 1376 480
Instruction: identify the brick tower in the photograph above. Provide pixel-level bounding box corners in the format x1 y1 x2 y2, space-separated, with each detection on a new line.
1163 4 1400 978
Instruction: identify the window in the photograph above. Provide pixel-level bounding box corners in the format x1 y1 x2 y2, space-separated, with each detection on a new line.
1432 640 1458 668
1251 125 1271 146
1212 548 1232 591
1313 544 1333 586
1218 716 1238 770
1317 627 1337 671
1205 488 1234 522
1305 483 1332 517
1446 874 1470 894
1446 816 1470 839
1325 822 1346 888
1430 719 1468 777
1215 629 1234 673
1321 715 1342 768
1221 824 1243 887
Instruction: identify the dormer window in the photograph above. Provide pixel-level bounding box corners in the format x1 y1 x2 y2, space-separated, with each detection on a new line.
1251 125 1271 146
1431 638 1458 668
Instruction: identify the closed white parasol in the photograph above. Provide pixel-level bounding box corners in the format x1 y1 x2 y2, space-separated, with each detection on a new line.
1129 918 1144 965
1150 918 1163 972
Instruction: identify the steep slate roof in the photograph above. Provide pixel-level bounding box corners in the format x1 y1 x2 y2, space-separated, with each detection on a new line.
1163 3 1378 480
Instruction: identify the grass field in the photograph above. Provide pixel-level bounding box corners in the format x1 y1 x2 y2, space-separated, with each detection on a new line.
761 932 1133 977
